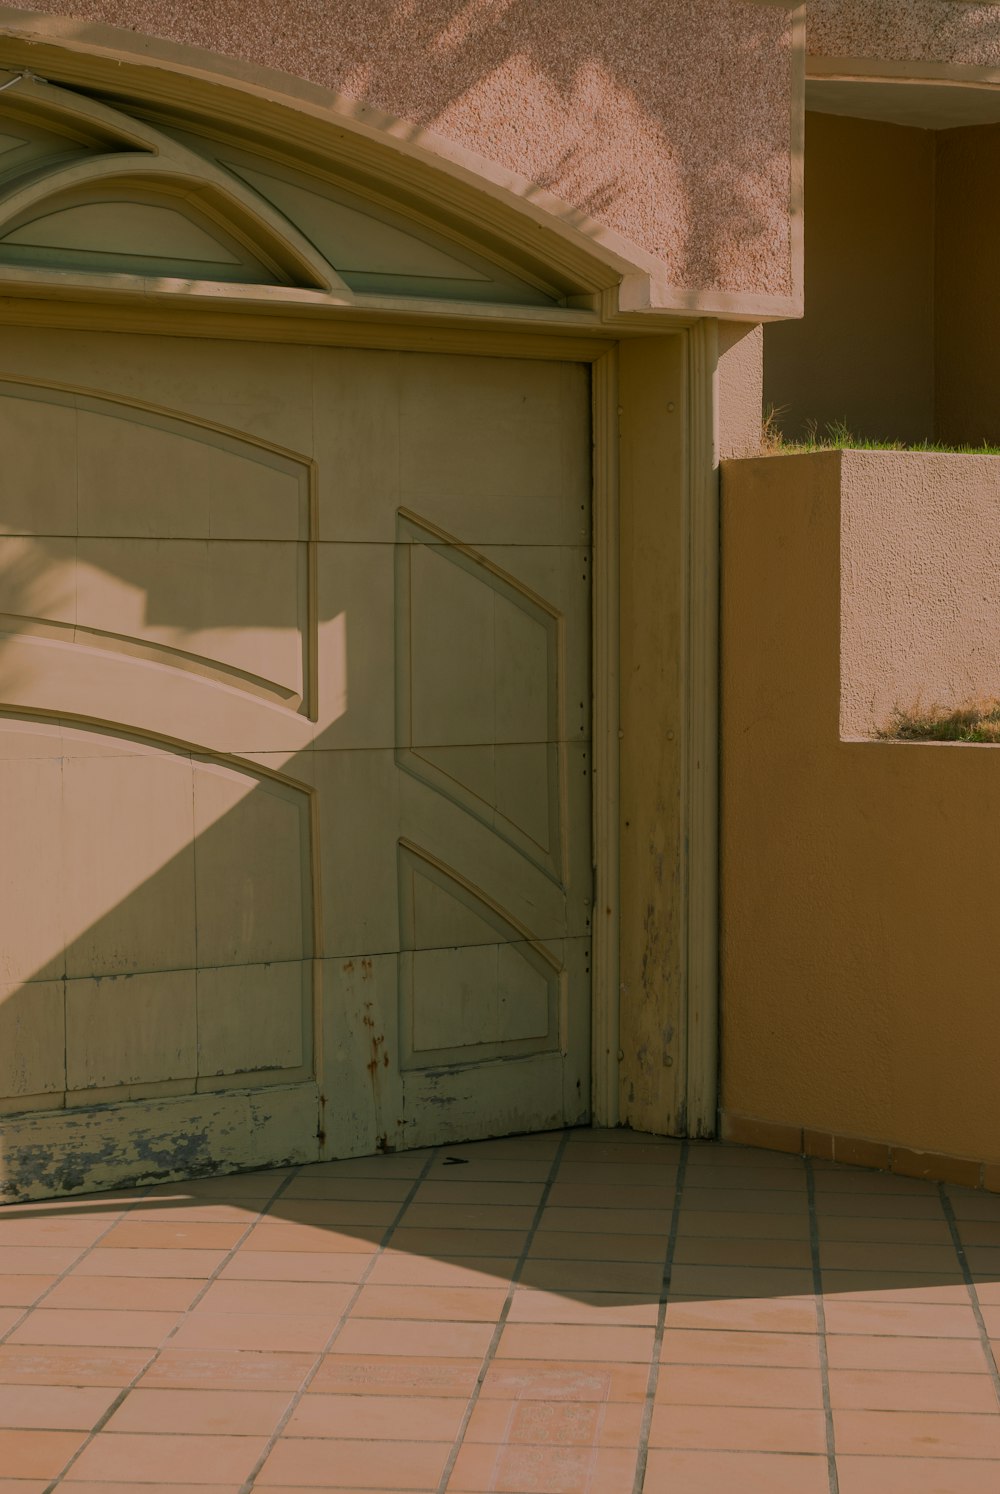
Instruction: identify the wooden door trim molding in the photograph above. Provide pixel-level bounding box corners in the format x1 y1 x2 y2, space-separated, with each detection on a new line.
684 321 721 1138
0 295 610 360
594 326 722 1137
615 329 720 1140
590 347 620 1128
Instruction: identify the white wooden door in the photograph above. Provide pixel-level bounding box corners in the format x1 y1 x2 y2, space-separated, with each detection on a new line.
313 350 593 1154
0 329 592 1197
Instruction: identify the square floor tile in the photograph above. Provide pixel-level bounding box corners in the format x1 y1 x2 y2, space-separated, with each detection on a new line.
447 1441 638 1493
506 1291 658 1327
660 1329 821 1368
837 1456 1000 1493
479 1360 650 1403
823 1301 979 1339
665 1296 818 1334
648 1403 828 1453
43 1276 201 1312
496 1323 654 1363
194 1280 354 1318
464 1398 643 1447
0 1384 118 1430
825 1334 990 1373
256 1434 451 1488
286 1392 466 1440
655 1363 824 1407
828 1369 998 1413
310 1355 481 1397
139 1348 313 1391
64 1431 267 1483
0 1428 90 1478
330 1319 493 1359
643 1450 830 1494
352 1284 508 1321
6 1309 178 1349
834 1409 1000 1459
167 1311 334 1353
104 1386 291 1435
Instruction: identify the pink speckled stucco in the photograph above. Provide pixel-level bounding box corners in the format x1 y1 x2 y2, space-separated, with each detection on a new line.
839 451 1000 736
809 0 1000 67
0 1 796 301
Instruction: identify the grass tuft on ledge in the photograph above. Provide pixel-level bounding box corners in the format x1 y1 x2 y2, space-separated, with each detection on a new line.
761 411 1000 457
877 700 1000 744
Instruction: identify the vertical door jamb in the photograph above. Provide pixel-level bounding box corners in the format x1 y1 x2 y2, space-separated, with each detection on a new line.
613 325 721 1140
684 319 721 1137
589 345 621 1127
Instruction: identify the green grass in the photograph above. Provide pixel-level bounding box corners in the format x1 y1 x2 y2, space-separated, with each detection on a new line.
761 410 1000 456
877 700 1000 744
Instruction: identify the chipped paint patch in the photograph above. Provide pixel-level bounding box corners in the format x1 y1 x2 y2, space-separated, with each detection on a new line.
0 1082 320 1203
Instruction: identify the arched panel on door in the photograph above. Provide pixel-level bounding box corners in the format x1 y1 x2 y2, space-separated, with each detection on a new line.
0 711 318 1201
0 375 317 716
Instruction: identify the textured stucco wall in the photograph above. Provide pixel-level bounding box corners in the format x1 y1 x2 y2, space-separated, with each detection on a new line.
0 2 797 304
840 451 1000 735
718 323 765 460
764 111 936 444
722 450 1000 1164
809 1 1000 67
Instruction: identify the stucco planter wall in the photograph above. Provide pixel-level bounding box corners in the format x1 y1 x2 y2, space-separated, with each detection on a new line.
721 450 1000 1172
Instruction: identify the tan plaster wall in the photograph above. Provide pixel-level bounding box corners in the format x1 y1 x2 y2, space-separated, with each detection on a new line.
718 323 766 460
809 1 1000 68
841 451 1000 734
936 123 1000 445
763 112 935 444
0 2 797 304
722 450 1000 1164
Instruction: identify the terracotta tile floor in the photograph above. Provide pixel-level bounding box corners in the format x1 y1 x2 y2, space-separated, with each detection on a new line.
0 1128 999 1491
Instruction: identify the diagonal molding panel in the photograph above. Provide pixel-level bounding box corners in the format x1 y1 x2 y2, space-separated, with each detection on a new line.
396 839 563 1071
394 506 565 883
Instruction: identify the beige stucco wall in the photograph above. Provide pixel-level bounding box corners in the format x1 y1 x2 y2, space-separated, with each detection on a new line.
809 1 1000 67
0 2 798 308
764 111 935 443
936 123 1000 445
841 450 1000 734
722 450 1000 1163
719 323 766 460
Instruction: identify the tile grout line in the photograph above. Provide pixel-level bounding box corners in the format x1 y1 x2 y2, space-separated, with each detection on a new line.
433 1129 574 1494
939 1184 1000 1407
45 1164 299 1493
240 1146 441 1493
805 1157 840 1494
630 1137 688 1494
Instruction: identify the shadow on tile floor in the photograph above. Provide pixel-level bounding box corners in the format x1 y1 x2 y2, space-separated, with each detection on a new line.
1 1129 999 1492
